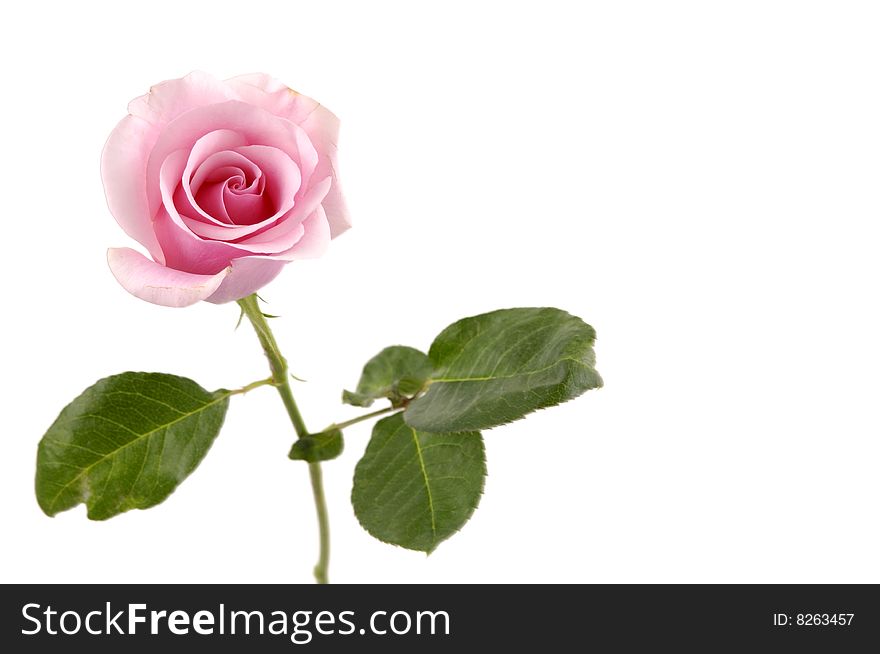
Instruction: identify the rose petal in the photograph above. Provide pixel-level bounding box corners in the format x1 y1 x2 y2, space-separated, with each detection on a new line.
107 247 229 308
188 150 264 226
159 149 255 250
173 146 302 242
240 176 331 248
226 145 300 223
225 73 336 144
154 208 244 275
179 179 232 224
280 205 331 259
319 148 351 238
221 187 271 225
157 150 306 265
226 74 351 237
128 71 235 127
146 102 318 219
100 115 165 263
181 129 249 225
204 256 287 304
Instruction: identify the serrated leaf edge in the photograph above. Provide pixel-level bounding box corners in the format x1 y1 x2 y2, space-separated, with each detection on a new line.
41 390 231 516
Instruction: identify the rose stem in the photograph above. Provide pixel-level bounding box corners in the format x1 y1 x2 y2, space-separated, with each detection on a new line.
329 406 398 431
237 293 330 584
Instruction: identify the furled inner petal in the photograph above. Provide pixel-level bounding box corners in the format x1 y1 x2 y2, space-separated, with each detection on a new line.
241 175 331 247
157 150 248 272
190 152 260 196
179 146 302 242
145 101 319 220
235 145 299 215
221 186 271 225
187 150 268 223
179 129 249 225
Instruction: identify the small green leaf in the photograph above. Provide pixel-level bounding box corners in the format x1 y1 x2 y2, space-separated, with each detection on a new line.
36 372 230 520
343 346 433 408
341 390 374 407
352 413 485 552
289 429 344 462
405 307 602 432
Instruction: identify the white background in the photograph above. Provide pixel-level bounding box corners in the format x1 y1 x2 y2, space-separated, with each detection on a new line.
1 0 879 584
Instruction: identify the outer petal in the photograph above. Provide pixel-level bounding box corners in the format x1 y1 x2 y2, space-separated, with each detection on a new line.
274 205 331 260
226 74 351 237
226 73 328 128
204 256 287 304
320 147 351 238
100 115 164 262
128 71 235 127
107 247 229 308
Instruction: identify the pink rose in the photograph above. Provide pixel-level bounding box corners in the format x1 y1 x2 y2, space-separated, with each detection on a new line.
102 71 350 307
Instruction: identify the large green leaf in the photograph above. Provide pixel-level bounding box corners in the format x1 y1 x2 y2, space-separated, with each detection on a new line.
36 372 230 520
404 307 602 432
352 413 485 552
343 345 433 408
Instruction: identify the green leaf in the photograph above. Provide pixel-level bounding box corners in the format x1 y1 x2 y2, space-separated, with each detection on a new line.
35 372 230 520
352 413 485 552
289 429 344 462
343 346 433 408
404 307 602 432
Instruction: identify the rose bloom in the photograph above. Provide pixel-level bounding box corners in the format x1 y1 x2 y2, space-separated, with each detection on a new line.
102 71 349 307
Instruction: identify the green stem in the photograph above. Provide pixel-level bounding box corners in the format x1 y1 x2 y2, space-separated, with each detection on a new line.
237 294 330 584
331 406 399 431
228 377 276 396
308 463 330 584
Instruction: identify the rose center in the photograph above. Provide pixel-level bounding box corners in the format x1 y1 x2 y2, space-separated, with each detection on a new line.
189 158 275 226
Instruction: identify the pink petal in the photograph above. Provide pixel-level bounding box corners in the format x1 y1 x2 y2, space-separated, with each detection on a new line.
171 146 303 242
145 102 318 219
182 129 249 225
226 73 289 95
188 150 266 229
107 247 228 308
128 71 235 127
100 115 165 263
153 207 243 275
158 149 261 252
159 148 326 258
226 145 300 223
204 256 287 304
221 188 272 226
281 205 331 259
178 179 232 224
226 74 351 237
319 147 352 238
241 176 331 248
157 178 304 269
225 73 337 145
